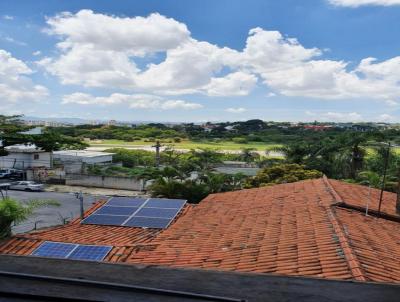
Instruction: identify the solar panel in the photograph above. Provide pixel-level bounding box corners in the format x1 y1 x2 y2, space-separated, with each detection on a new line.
107 197 147 207
31 242 112 261
145 198 186 209
135 207 180 219
82 214 129 226
81 197 187 229
31 241 77 258
96 206 138 216
124 216 171 228
68 245 112 261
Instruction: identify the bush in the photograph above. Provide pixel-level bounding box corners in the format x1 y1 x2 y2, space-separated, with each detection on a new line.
245 164 322 188
232 137 248 144
0 198 59 238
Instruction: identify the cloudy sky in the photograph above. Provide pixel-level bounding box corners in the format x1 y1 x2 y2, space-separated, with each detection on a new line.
1 0 400 122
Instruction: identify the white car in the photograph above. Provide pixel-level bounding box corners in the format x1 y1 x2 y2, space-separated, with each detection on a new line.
8 181 45 192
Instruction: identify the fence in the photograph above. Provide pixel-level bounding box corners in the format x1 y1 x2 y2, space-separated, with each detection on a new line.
65 174 146 191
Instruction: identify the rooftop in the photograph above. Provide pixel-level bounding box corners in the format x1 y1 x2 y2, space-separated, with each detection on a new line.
5 144 46 153
1 177 400 285
53 150 115 158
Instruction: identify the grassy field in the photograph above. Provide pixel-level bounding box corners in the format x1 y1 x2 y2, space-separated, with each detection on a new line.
89 139 283 152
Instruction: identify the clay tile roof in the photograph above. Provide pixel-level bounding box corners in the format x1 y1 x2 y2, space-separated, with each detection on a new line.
328 179 400 218
1 177 400 284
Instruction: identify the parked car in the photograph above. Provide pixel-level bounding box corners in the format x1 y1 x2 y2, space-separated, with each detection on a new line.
0 169 19 179
8 181 45 192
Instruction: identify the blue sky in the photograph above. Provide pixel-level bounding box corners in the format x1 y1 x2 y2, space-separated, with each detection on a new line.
1 0 400 122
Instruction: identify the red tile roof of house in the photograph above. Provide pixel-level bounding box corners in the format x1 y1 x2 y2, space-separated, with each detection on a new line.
1 177 400 284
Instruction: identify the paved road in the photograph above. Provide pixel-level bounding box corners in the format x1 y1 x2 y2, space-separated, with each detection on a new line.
2 190 107 234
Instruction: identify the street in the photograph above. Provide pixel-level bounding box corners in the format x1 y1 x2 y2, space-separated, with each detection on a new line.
4 190 106 234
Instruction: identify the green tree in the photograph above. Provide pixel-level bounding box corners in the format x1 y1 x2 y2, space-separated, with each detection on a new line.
240 148 259 163
245 164 322 188
0 198 59 239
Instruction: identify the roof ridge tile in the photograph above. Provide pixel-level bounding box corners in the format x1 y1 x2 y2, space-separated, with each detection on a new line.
322 176 367 282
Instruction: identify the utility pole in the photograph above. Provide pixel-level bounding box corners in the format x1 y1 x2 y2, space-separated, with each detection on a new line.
75 191 84 219
378 142 391 217
153 140 161 168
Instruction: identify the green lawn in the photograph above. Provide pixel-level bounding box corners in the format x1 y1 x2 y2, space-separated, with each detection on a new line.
89 139 282 152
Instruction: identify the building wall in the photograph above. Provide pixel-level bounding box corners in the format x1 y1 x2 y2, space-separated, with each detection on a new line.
65 174 145 191
0 152 52 169
53 154 113 164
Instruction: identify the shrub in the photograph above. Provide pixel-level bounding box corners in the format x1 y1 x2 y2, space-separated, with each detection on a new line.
245 163 322 188
232 137 248 144
0 198 59 238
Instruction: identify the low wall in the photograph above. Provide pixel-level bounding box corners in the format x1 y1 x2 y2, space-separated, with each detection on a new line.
65 174 145 191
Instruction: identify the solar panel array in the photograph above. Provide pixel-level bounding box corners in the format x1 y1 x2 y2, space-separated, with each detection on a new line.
31 241 112 261
81 197 186 229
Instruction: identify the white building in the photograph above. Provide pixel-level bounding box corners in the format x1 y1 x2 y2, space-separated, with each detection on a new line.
0 144 52 169
53 150 114 173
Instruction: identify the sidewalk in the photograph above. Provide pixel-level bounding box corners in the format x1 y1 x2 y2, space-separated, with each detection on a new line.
46 184 149 197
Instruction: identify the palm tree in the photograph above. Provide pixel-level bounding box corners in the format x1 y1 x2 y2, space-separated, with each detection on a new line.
240 148 259 163
0 198 59 239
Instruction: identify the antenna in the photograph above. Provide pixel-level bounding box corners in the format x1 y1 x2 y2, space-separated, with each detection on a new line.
378 142 391 217
365 185 371 216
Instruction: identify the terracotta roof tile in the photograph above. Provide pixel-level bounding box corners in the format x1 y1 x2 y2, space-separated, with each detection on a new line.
328 179 399 217
1 178 400 284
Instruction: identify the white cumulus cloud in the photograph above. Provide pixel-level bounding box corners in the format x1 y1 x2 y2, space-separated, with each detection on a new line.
377 113 396 122
226 107 247 113
0 49 48 104
306 111 363 122
205 72 257 96
37 10 400 103
62 92 202 110
328 0 400 7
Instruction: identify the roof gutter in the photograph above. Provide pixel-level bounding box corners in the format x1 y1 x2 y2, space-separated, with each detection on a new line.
0 270 247 302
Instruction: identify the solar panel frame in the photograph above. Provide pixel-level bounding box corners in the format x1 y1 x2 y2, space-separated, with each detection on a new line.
31 241 112 262
31 241 78 259
124 216 172 228
106 197 147 207
135 207 180 219
81 214 129 226
144 198 187 209
95 206 139 216
81 197 187 229
68 244 112 261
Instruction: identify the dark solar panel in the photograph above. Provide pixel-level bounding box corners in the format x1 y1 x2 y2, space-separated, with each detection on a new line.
31 241 77 259
107 197 147 207
96 206 138 216
135 207 180 219
145 198 186 209
124 216 171 228
81 214 129 226
81 197 186 229
68 245 112 261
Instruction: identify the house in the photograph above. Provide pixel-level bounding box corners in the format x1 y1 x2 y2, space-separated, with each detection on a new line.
2 177 400 286
0 144 52 169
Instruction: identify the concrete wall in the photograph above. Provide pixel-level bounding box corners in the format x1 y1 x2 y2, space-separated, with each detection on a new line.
66 174 145 191
0 152 52 169
26 168 66 182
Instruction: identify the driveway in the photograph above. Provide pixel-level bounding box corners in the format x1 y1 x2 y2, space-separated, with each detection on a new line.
2 190 105 234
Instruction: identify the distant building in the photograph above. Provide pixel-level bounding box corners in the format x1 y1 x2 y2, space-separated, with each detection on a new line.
0 144 52 169
19 127 43 135
303 125 333 131
53 150 114 173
